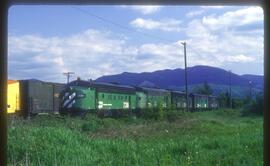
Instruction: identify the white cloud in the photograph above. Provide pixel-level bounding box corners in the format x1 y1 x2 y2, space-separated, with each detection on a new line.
184 7 263 70
200 6 225 9
226 54 255 62
120 5 162 15
8 6 264 81
8 29 136 82
8 29 185 82
130 18 182 32
202 6 263 30
186 10 205 18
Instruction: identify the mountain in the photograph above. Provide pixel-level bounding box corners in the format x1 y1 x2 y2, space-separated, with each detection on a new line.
241 74 264 90
96 65 263 98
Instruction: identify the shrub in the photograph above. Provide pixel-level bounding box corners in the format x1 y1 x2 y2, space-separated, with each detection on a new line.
157 102 164 120
166 109 178 122
81 120 100 132
140 107 154 119
139 105 164 120
241 95 263 116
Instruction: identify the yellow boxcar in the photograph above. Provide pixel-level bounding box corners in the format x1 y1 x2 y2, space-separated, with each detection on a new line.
7 80 21 113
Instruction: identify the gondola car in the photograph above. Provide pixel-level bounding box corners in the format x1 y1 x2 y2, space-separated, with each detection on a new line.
19 79 65 117
59 79 136 116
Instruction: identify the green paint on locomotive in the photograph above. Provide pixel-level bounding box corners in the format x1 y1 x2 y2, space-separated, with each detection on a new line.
73 87 96 110
194 96 208 108
61 86 96 111
60 80 217 114
136 92 147 109
146 94 171 108
96 92 136 110
172 96 186 109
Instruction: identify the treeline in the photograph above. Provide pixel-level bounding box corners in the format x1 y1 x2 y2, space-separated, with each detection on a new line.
193 82 263 116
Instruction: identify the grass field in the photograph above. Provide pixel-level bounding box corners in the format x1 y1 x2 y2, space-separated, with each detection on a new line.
8 109 263 166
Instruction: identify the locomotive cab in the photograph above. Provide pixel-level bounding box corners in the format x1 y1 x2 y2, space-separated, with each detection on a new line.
59 86 96 115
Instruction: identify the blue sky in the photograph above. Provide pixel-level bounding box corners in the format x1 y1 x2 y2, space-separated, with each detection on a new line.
8 5 264 82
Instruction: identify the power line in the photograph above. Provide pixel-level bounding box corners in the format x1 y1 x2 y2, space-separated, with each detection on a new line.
71 6 182 47
187 44 205 59
72 6 211 62
72 6 217 59
63 72 75 83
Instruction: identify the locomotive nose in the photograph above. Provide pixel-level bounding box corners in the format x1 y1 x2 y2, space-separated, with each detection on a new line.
62 92 76 109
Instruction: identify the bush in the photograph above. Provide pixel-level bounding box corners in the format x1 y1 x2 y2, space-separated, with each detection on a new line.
165 109 179 122
232 98 244 109
139 107 154 119
81 120 101 132
216 109 239 117
139 103 164 120
241 95 263 116
157 102 165 120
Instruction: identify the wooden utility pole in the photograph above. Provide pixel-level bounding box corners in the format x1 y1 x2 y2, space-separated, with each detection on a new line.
63 72 75 83
249 81 252 100
229 70 232 109
181 42 189 112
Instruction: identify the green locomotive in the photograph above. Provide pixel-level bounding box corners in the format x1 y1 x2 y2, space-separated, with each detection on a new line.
60 80 136 116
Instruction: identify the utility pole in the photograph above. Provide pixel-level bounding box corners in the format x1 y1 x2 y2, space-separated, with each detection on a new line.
181 42 189 112
63 72 75 84
249 81 252 101
229 70 232 109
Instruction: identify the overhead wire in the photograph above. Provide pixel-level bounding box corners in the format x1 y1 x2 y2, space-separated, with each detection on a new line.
71 6 183 48
72 6 206 59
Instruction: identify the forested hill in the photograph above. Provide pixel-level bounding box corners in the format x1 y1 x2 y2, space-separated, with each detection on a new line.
96 65 263 91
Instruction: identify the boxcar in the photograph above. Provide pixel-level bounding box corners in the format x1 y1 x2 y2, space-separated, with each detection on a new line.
136 87 171 109
20 79 65 117
7 80 21 114
60 80 136 116
48 82 66 113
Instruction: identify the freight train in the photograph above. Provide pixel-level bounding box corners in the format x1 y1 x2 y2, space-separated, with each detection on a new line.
7 79 218 117
59 79 219 116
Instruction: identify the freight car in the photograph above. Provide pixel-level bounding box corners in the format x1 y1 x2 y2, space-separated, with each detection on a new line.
7 79 65 117
59 80 136 116
7 80 21 114
20 79 66 117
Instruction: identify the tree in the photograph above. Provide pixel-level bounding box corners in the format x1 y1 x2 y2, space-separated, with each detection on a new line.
241 94 263 116
193 81 213 95
217 91 230 108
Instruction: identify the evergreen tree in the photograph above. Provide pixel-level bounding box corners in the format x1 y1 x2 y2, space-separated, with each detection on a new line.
193 81 213 95
203 81 213 95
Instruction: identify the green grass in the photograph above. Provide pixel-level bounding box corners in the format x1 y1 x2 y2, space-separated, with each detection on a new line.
8 109 263 166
